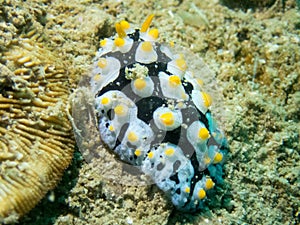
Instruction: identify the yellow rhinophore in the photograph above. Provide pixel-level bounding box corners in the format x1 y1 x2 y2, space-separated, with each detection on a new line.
141 14 154 32
120 20 130 30
115 22 126 38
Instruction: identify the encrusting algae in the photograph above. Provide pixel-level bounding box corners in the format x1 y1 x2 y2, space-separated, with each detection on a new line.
1 0 299 224
0 34 74 222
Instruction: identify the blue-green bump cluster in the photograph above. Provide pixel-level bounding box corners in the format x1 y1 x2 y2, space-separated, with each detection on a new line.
90 15 227 212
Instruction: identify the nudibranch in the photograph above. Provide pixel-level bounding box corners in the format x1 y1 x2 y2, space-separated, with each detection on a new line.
89 15 227 212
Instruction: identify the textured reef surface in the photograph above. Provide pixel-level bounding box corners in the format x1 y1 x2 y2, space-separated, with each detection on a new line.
0 3 74 223
1 0 299 224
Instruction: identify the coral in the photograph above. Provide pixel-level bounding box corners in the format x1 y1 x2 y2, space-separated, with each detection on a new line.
0 37 74 222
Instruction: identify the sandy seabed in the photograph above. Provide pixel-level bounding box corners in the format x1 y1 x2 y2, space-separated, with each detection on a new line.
0 0 299 224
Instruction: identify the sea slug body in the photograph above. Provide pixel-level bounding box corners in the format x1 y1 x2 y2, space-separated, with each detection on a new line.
89 15 227 212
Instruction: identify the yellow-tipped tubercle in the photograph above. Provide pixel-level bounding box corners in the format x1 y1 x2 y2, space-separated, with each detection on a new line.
100 39 107 47
128 131 138 142
198 127 210 140
160 112 174 126
148 151 154 159
108 125 114 131
97 58 107 69
114 37 125 47
135 149 142 157
202 92 212 108
101 97 110 105
184 187 190 193
134 78 147 90
169 75 181 87
205 178 215 190
148 28 159 39
141 41 153 52
165 148 175 156
176 58 187 71
198 189 206 199
114 105 127 116
213 152 223 163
